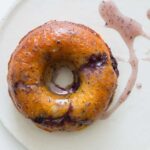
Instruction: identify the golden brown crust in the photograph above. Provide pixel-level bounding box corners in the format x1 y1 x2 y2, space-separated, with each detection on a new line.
8 21 118 131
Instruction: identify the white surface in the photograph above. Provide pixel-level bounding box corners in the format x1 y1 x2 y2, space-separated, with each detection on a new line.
0 0 25 149
0 122 25 150
0 0 15 19
0 0 150 150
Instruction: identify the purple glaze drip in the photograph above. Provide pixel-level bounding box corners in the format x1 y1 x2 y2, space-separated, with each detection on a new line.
99 0 148 118
99 0 146 45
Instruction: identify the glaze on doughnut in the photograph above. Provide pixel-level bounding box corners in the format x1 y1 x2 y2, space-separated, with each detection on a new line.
8 21 118 131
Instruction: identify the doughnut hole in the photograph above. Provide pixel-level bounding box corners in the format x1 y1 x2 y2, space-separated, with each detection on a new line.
44 62 80 95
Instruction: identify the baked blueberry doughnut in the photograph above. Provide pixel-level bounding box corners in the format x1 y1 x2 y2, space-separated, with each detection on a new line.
8 21 118 131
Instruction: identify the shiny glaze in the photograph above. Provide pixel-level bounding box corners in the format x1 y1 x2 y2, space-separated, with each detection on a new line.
8 21 118 131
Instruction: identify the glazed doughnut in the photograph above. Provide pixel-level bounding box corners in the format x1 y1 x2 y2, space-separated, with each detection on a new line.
8 21 118 131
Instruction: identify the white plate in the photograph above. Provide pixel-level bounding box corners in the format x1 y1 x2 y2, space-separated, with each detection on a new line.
0 0 150 150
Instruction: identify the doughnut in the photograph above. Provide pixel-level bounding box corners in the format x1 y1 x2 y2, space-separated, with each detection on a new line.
8 21 118 131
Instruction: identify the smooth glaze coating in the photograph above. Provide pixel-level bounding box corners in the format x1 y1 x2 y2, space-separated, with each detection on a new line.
8 21 118 131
